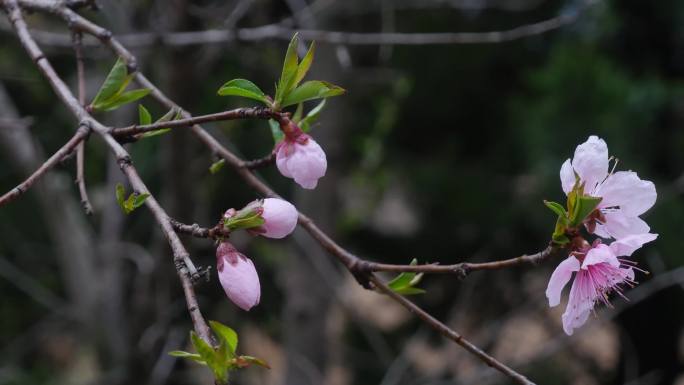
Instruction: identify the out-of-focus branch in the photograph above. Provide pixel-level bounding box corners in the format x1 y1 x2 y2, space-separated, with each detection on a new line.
0 126 89 207
8 0 591 48
1 0 213 345
371 275 534 385
71 30 93 215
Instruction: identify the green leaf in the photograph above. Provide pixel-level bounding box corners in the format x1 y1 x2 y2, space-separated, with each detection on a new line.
132 193 150 209
115 183 126 211
292 103 304 123
91 58 128 108
224 212 265 231
299 99 326 132
393 286 427 295
388 259 426 295
190 331 226 383
138 104 152 125
569 195 602 227
294 41 315 86
97 88 151 111
209 159 226 174
543 200 567 218
281 80 345 108
217 79 269 105
275 33 301 104
124 193 136 214
209 321 238 355
169 351 207 365
388 258 419 289
140 128 171 138
551 215 570 245
157 107 180 123
140 107 180 139
269 119 284 143
234 355 271 369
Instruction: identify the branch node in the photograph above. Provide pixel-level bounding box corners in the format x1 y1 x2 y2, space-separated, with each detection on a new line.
349 259 374 289
454 264 470 280
116 155 132 170
193 265 212 285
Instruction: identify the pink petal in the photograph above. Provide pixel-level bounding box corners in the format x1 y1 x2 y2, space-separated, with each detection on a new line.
571 136 609 192
582 244 619 268
289 139 327 189
596 171 656 216
275 142 293 178
603 212 650 239
609 233 658 257
260 198 299 239
562 271 594 335
592 222 611 239
560 159 575 194
546 256 581 307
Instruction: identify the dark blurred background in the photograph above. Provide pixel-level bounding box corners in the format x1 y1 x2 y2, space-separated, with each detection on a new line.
1 0 683 384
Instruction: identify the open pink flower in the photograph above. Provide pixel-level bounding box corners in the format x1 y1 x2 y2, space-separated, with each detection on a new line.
216 242 261 311
276 135 327 189
560 136 657 239
546 233 656 335
259 198 298 239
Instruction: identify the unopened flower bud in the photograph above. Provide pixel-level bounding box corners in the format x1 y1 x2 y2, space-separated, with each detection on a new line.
258 198 298 239
276 135 327 189
216 242 260 311
274 118 327 189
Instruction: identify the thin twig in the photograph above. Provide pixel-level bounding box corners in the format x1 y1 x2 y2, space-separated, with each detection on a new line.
111 107 281 138
170 218 230 239
243 152 275 169
8 1 590 48
0 125 89 207
71 29 92 215
364 246 560 276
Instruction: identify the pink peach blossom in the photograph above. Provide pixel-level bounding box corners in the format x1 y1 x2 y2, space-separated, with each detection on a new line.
560 136 657 239
216 242 261 311
259 198 298 239
546 234 656 335
276 135 327 189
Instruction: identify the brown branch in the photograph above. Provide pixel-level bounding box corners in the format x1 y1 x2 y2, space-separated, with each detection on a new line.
170 218 231 239
243 152 275 169
1 0 213 345
364 246 560 276
71 29 92 215
0 125 89 207
111 107 281 138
